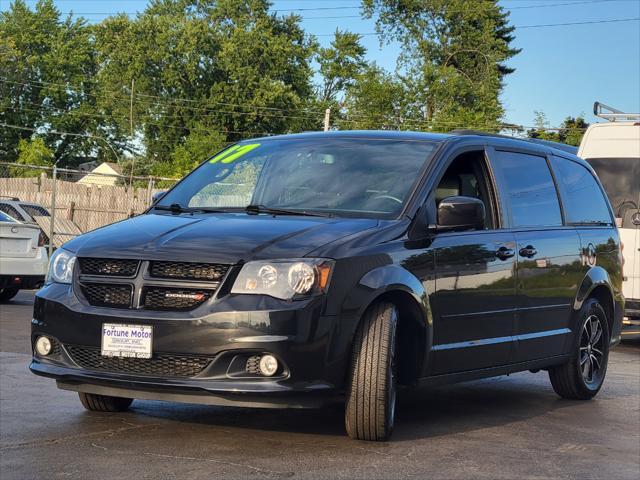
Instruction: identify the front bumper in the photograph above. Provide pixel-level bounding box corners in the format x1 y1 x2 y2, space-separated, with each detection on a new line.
30 283 356 408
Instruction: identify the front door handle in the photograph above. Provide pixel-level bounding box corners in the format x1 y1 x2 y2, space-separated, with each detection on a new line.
496 246 515 260
519 245 537 258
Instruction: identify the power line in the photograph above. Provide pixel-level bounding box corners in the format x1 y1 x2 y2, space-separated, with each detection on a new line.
0 78 597 127
0 77 330 118
313 17 640 35
0 122 121 160
8 0 629 17
0 106 283 138
2 104 587 134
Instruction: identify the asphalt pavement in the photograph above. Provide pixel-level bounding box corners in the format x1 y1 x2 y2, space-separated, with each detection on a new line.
1 290 639 479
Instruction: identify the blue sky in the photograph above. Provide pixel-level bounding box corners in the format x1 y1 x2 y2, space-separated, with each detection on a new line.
2 0 639 128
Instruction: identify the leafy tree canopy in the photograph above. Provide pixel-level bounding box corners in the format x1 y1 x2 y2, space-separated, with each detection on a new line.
527 111 589 146
1 0 582 178
362 0 520 131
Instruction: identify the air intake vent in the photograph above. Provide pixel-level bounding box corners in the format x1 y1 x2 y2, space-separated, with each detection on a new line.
149 261 229 282
66 345 212 377
81 283 132 308
78 258 139 277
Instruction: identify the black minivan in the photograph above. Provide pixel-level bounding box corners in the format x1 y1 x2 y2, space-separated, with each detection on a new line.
31 131 624 441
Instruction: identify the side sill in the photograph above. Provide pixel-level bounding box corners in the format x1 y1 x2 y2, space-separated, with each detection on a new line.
417 355 570 388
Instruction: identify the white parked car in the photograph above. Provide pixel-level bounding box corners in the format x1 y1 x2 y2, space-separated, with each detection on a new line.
0 197 51 224
0 211 49 302
578 102 640 339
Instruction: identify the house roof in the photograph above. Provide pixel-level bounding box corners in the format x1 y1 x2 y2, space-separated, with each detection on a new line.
100 162 123 175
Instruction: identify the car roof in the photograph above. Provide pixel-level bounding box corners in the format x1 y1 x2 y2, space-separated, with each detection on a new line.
250 130 451 143
0 199 47 208
248 130 583 161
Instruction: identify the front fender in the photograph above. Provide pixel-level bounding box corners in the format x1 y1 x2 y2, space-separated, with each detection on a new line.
337 264 433 378
357 265 430 323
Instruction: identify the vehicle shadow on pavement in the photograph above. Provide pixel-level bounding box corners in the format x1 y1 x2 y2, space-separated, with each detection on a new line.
125 373 584 442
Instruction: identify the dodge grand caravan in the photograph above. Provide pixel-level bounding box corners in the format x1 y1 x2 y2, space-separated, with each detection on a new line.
31 131 624 441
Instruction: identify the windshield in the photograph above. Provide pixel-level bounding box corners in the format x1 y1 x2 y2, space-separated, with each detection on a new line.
586 157 640 217
156 138 437 219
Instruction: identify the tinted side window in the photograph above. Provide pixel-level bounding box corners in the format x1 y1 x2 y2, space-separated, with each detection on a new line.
493 151 562 227
0 203 25 221
550 156 613 225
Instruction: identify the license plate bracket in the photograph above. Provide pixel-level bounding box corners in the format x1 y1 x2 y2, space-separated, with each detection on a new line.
101 323 153 359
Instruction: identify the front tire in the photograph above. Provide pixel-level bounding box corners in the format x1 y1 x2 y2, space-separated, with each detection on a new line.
0 287 19 302
548 298 610 400
78 392 133 412
345 302 398 441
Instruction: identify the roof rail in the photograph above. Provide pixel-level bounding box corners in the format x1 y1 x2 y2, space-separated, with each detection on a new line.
593 102 640 122
0 196 20 201
448 129 578 154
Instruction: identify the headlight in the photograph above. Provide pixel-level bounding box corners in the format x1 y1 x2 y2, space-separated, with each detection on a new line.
231 259 334 300
46 249 76 284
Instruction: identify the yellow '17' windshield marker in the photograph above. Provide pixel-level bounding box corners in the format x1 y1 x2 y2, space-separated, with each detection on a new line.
209 143 261 164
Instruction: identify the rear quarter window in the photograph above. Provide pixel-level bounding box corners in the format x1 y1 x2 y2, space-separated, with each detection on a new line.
492 151 563 228
550 156 613 225
0 203 25 221
20 204 50 218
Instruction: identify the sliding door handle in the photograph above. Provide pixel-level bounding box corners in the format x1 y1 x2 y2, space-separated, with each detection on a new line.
519 246 537 258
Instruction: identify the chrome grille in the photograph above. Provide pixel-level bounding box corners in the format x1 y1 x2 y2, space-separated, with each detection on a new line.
66 345 212 377
80 283 132 308
149 261 229 281
143 287 212 311
78 258 139 277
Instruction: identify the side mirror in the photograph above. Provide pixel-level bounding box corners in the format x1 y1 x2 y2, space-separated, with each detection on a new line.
437 196 485 231
151 191 167 204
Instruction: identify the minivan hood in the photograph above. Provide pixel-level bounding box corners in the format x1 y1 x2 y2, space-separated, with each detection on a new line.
63 213 378 263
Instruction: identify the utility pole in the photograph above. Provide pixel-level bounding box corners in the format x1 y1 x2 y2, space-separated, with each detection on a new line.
48 160 60 258
323 108 331 132
130 78 135 137
128 78 135 191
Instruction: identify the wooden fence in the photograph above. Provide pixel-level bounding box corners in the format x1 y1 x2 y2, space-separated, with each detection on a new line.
0 171 176 234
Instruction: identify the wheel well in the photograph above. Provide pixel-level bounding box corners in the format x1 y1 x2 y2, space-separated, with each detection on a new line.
375 290 427 386
589 285 614 335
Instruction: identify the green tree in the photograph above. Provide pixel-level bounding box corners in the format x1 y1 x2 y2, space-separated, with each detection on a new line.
362 0 520 131
311 30 368 130
558 116 589 146
10 137 54 177
528 111 560 142
0 0 105 166
317 31 367 105
94 0 315 174
339 65 407 130
153 130 228 178
527 112 589 146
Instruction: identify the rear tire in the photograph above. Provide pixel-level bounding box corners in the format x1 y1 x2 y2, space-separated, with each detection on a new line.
0 287 19 302
78 392 133 412
345 302 398 441
548 298 610 400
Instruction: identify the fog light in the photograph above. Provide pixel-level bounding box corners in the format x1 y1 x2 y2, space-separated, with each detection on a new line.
259 354 278 377
35 336 52 356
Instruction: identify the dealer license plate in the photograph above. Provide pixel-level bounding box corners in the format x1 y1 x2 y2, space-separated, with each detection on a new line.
101 323 153 359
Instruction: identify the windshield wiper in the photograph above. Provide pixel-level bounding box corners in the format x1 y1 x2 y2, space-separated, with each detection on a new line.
245 204 330 217
154 204 229 214
154 203 189 214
